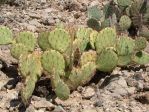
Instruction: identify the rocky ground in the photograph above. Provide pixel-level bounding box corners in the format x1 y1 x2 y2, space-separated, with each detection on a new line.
0 0 149 112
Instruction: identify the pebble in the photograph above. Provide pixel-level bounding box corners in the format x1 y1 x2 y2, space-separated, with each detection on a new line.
82 87 95 99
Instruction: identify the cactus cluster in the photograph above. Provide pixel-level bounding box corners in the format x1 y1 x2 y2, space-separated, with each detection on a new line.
87 0 149 38
0 25 149 106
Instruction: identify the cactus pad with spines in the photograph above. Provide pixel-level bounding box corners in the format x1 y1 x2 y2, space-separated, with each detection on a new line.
19 51 42 78
135 37 147 51
68 62 96 90
48 28 71 53
55 80 70 100
21 75 38 106
0 26 13 44
119 15 132 30
90 30 98 49
139 26 149 40
87 5 102 20
41 50 65 75
76 27 92 41
95 27 117 54
38 31 51 51
132 51 149 65
96 49 118 72
116 36 135 56
16 31 36 51
10 43 28 59
80 50 97 66
117 55 132 66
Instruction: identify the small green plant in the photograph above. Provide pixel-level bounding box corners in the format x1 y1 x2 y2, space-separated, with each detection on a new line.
0 25 149 106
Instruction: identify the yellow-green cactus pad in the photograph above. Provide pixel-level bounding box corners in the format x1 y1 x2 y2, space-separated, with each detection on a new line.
132 51 149 65
116 36 135 56
10 43 28 59
95 27 116 54
19 51 42 78
80 50 97 66
135 37 147 51
90 30 98 49
117 55 132 66
16 31 36 51
0 26 13 44
41 50 65 75
96 49 118 72
55 80 70 100
48 28 71 53
38 31 51 51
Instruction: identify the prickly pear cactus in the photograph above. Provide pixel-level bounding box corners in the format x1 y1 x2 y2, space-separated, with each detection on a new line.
90 30 98 49
55 80 70 100
19 51 42 78
116 36 135 56
119 15 132 30
139 26 149 40
117 55 132 66
135 37 147 51
87 5 102 20
132 51 149 65
67 62 96 90
48 28 71 53
80 50 97 66
38 31 51 51
19 51 42 105
0 26 13 44
16 31 36 51
10 43 28 59
95 27 117 54
41 50 65 75
96 48 118 72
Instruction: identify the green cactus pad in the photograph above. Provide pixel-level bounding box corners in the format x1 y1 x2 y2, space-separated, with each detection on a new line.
0 26 13 45
19 51 42 78
119 15 132 30
90 30 98 49
55 80 70 100
87 18 100 31
16 31 36 51
87 5 103 20
80 50 97 66
48 28 71 53
139 26 149 40
38 31 51 51
10 43 28 59
135 37 147 51
95 27 117 54
132 51 149 65
41 50 65 75
21 75 37 106
68 62 96 90
96 49 118 72
116 36 135 56
117 0 132 7
72 39 87 53
76 27 92 41
117 55 132 66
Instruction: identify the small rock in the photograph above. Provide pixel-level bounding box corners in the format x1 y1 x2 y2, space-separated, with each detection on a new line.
26 105 36 112
82 109 97 112
82 87 95 99
53 106 65 112
31 96 55 110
